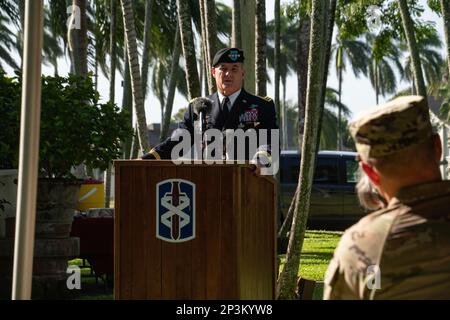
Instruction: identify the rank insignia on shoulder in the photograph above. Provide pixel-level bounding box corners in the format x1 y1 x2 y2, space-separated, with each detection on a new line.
262 96 273 102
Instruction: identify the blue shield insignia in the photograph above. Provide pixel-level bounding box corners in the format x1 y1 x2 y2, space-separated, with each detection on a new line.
228 50 240 61
156 179 195 243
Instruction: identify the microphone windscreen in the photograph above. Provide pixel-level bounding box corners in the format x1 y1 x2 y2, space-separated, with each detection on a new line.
192 97 213 116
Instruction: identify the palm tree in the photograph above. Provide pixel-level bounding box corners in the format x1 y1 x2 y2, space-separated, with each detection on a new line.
330 33 369 149
321 88 352 150
398 0 427 98
366 33 404 104
199 0 209 95
402 30 443 93
255 0 267 97
120 0 150 153
141 0 154 99
0 14 18 71
177 0 201 99
441 0 450 76
160 23 181 141
231 0 241 47
203 0 217 95
240 0 255 93
42 9 64 76
277 0 330 300
0 0 19 71
274 0 281 128
266 16 297 148
68 0 88 76
276 88 351 152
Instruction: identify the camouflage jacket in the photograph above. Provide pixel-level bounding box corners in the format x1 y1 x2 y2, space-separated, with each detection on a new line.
323 180 450 300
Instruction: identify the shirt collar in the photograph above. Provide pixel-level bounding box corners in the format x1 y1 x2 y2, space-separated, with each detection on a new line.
218 89 242 110
388 180 450 207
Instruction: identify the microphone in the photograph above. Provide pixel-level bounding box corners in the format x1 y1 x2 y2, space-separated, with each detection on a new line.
192 97 213 132
191 97 213 159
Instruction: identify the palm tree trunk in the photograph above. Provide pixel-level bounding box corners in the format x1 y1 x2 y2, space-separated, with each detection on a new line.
200 0 213 95
141 0 154 99
177 0 201 99
232 0 241 48
120 0 150 154
274 0 281 141
203 54 209 95
317 0 337 153
105 0 117 208
284 0 337 262
282 77 287 148
199 0 208 95
255 0 267 97
131 127 140 159
122 46 133 159
297 16 310 148
278 188 298 239
18 0 24 68
276 0 329 300
374 60 379 104
398 0 427 98
205 0 218 94
199 54 204 95
440 0 450 76
94 55 98 91
110 0 117 103
68 0 88 76
240 0 256 93
161 25 181 141
337 58 342 150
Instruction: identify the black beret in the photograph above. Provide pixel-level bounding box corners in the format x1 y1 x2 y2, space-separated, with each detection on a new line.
212 48 245 67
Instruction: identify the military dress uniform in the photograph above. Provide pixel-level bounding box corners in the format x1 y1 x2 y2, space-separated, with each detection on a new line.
323 96 450 299
144 89 278 161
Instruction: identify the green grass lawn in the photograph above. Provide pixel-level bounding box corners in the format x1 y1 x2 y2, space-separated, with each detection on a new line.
279 229 343 300
68 229 342 300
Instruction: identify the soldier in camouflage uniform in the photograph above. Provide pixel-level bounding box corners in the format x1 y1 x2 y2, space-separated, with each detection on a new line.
324 95 450 299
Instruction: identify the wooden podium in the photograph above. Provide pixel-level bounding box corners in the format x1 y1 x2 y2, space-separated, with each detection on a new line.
114 160 277 299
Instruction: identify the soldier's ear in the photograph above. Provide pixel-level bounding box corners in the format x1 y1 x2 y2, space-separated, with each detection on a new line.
211 67 216 78
360 162 380 187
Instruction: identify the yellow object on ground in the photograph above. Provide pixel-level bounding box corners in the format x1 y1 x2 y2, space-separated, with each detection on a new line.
78 183 105 211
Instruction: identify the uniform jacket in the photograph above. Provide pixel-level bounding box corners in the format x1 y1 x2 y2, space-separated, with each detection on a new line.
149 89 278 160
323 180 450 300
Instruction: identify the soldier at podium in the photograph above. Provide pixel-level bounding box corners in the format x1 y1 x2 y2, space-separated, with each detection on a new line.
142 48 278 169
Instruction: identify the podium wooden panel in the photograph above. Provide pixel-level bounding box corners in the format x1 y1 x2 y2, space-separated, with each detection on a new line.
114 160 277 299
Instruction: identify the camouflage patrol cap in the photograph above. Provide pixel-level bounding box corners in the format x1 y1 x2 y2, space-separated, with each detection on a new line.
349 95 432 161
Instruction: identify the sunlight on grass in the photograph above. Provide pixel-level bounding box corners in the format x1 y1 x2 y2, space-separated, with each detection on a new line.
279 230 343 281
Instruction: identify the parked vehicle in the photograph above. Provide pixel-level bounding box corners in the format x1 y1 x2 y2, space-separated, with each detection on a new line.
280 150 365 229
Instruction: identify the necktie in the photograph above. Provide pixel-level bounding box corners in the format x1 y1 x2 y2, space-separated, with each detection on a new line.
221 96 230 124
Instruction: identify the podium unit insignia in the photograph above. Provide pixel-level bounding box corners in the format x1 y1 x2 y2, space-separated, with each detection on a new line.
156 179 196 243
